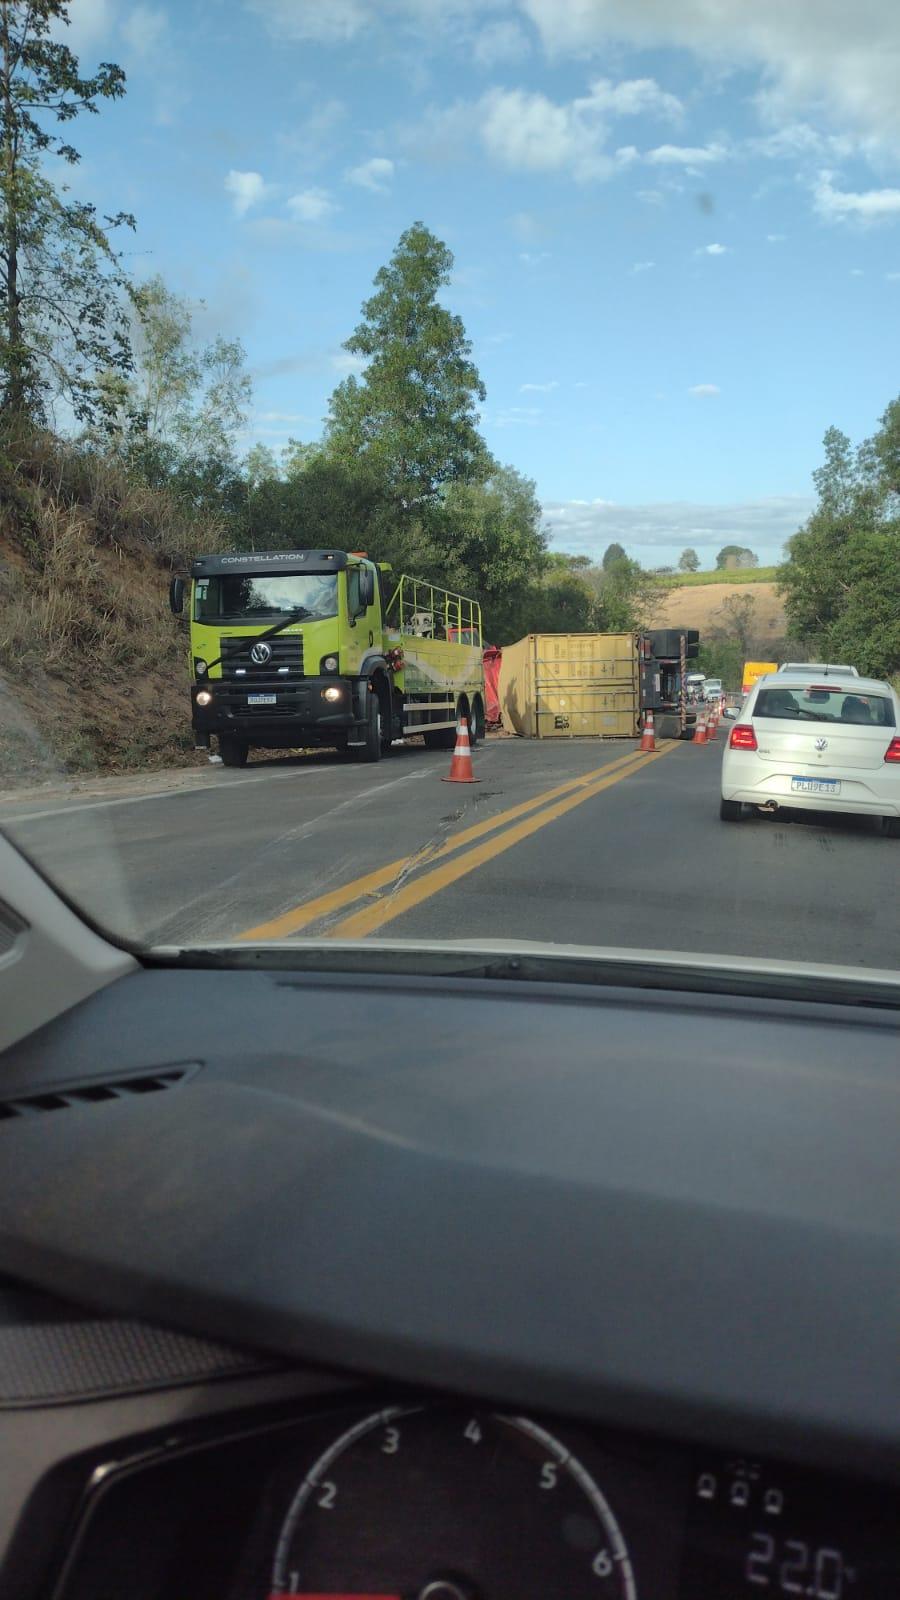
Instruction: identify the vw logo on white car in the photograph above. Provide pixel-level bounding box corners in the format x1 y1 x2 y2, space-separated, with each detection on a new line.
250 641 273 665
814 736 828 751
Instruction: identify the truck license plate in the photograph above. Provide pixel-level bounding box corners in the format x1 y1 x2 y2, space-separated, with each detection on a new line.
791 776 840 795
247 694 276 706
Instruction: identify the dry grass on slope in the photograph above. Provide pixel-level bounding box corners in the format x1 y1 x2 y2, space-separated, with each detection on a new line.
648 579 788 643
0 430 228 785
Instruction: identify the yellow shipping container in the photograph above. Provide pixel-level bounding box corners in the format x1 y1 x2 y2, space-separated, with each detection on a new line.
499 633 639 738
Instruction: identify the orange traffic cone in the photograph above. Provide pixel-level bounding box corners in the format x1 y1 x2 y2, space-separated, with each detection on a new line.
442 717 480 783
691 711 708 745
706 706 718 740
639 709 657 752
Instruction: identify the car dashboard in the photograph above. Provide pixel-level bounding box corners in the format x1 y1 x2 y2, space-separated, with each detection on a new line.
0 957 898 1598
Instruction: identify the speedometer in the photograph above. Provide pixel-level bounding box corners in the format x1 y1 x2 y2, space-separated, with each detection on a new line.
270 1405 636 1600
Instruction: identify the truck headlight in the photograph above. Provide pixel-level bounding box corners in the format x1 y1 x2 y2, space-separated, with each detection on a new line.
195 658 208 676
320 654 339 673
322 686 343 703
196 690 213 707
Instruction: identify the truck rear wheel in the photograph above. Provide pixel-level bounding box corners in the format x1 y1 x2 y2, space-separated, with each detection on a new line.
467 697 483 748
219 735 248 768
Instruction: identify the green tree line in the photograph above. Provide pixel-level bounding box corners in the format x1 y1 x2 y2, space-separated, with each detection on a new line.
778 405 900 679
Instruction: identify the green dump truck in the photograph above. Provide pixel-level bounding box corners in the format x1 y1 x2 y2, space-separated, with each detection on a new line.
169 548 485 767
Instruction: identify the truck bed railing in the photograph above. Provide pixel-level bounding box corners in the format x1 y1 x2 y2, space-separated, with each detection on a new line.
388 575 482 646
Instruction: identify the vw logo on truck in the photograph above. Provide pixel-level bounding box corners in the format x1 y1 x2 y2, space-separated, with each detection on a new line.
250 642 273 665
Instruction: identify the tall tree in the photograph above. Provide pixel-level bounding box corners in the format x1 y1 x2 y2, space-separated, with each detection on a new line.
438 465 548 640
678 547 700 572
779 405 900 676
0 0 135 424
601 541 627 570
326 222 492 514
715 544 757 569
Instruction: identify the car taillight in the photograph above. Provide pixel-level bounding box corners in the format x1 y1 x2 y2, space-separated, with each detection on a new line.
885 737 900 763
729 723 758 750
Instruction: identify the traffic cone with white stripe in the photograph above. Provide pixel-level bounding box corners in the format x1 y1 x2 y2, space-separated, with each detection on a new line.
639 709 657 752
706 705 718 739
691 711 708 745
442 717 480 783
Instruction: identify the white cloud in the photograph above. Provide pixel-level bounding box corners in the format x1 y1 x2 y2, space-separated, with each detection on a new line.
519 250 551 265
245 0 370 43
477 76 684 182
346 156 395 192
52 0 114 53
121 5 168 56
688 383 721 397
631 260 655 273
256 411 312 423
472 18 531 67
519 0 900 153
542 494 813 562
637 188 665 205
331 351 368 375
813 170 900 223
696 242 730 255
645 142 728 167
286 187 338 222
225 170 272 218
850 267 865 276
887 271 900 280
520 380 559 392
767 233 786 242
589 76 683 119
495 404 543 427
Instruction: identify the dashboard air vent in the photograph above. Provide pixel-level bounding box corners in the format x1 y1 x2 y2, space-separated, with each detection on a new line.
0 1064 200 1122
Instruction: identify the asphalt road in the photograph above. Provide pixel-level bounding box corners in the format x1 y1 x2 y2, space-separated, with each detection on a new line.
1 731 896 967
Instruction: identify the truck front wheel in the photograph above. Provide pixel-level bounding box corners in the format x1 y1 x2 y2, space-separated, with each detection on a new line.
219 735 248 768
354 688 383 763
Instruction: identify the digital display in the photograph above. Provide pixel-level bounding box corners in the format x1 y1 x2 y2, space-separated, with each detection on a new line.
680 1454 898 1599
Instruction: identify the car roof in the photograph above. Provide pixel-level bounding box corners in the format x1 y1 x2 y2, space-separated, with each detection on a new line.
752 671 895 698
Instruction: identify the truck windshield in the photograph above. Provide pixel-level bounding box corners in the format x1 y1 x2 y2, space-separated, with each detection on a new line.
194 574 339 623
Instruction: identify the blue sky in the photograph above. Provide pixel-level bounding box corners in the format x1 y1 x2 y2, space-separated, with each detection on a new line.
60 0 900 565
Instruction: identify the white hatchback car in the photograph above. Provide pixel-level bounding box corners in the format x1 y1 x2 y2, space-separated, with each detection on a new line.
720 670 900 834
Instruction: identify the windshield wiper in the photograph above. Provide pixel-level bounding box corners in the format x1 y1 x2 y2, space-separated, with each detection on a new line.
197 607 309 677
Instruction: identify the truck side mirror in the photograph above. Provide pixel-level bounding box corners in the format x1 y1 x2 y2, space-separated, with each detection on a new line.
360 568 375 609
169 576 185 615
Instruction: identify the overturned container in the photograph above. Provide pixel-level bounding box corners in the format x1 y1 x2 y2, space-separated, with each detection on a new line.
499 633 640 739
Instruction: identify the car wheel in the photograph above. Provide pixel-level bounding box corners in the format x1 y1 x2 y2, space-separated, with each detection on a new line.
720 798 743 821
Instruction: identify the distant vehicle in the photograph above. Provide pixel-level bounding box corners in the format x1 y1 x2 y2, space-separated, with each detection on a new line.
685 672 706 705
703 677 724 704
778 662 859 677
741 659 778 696
720 670 900 833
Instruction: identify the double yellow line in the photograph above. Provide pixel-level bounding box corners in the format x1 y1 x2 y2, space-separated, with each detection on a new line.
239 739 679 943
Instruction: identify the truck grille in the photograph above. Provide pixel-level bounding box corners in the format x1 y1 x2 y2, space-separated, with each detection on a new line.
219 634 304 680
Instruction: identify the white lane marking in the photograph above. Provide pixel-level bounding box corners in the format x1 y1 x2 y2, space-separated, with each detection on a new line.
0 764 339 824
0 740 499 826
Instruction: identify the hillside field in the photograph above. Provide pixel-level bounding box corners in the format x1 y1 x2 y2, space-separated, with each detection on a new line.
648 579 787 641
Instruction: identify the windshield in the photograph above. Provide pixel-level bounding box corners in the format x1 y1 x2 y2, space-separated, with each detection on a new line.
195 574 339 623
1 0 900 984
755 688 896 726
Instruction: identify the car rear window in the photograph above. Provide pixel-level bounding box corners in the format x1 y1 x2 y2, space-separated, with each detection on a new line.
754 687 896 727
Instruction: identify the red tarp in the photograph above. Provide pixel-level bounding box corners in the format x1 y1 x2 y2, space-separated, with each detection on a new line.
483 645 502 725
